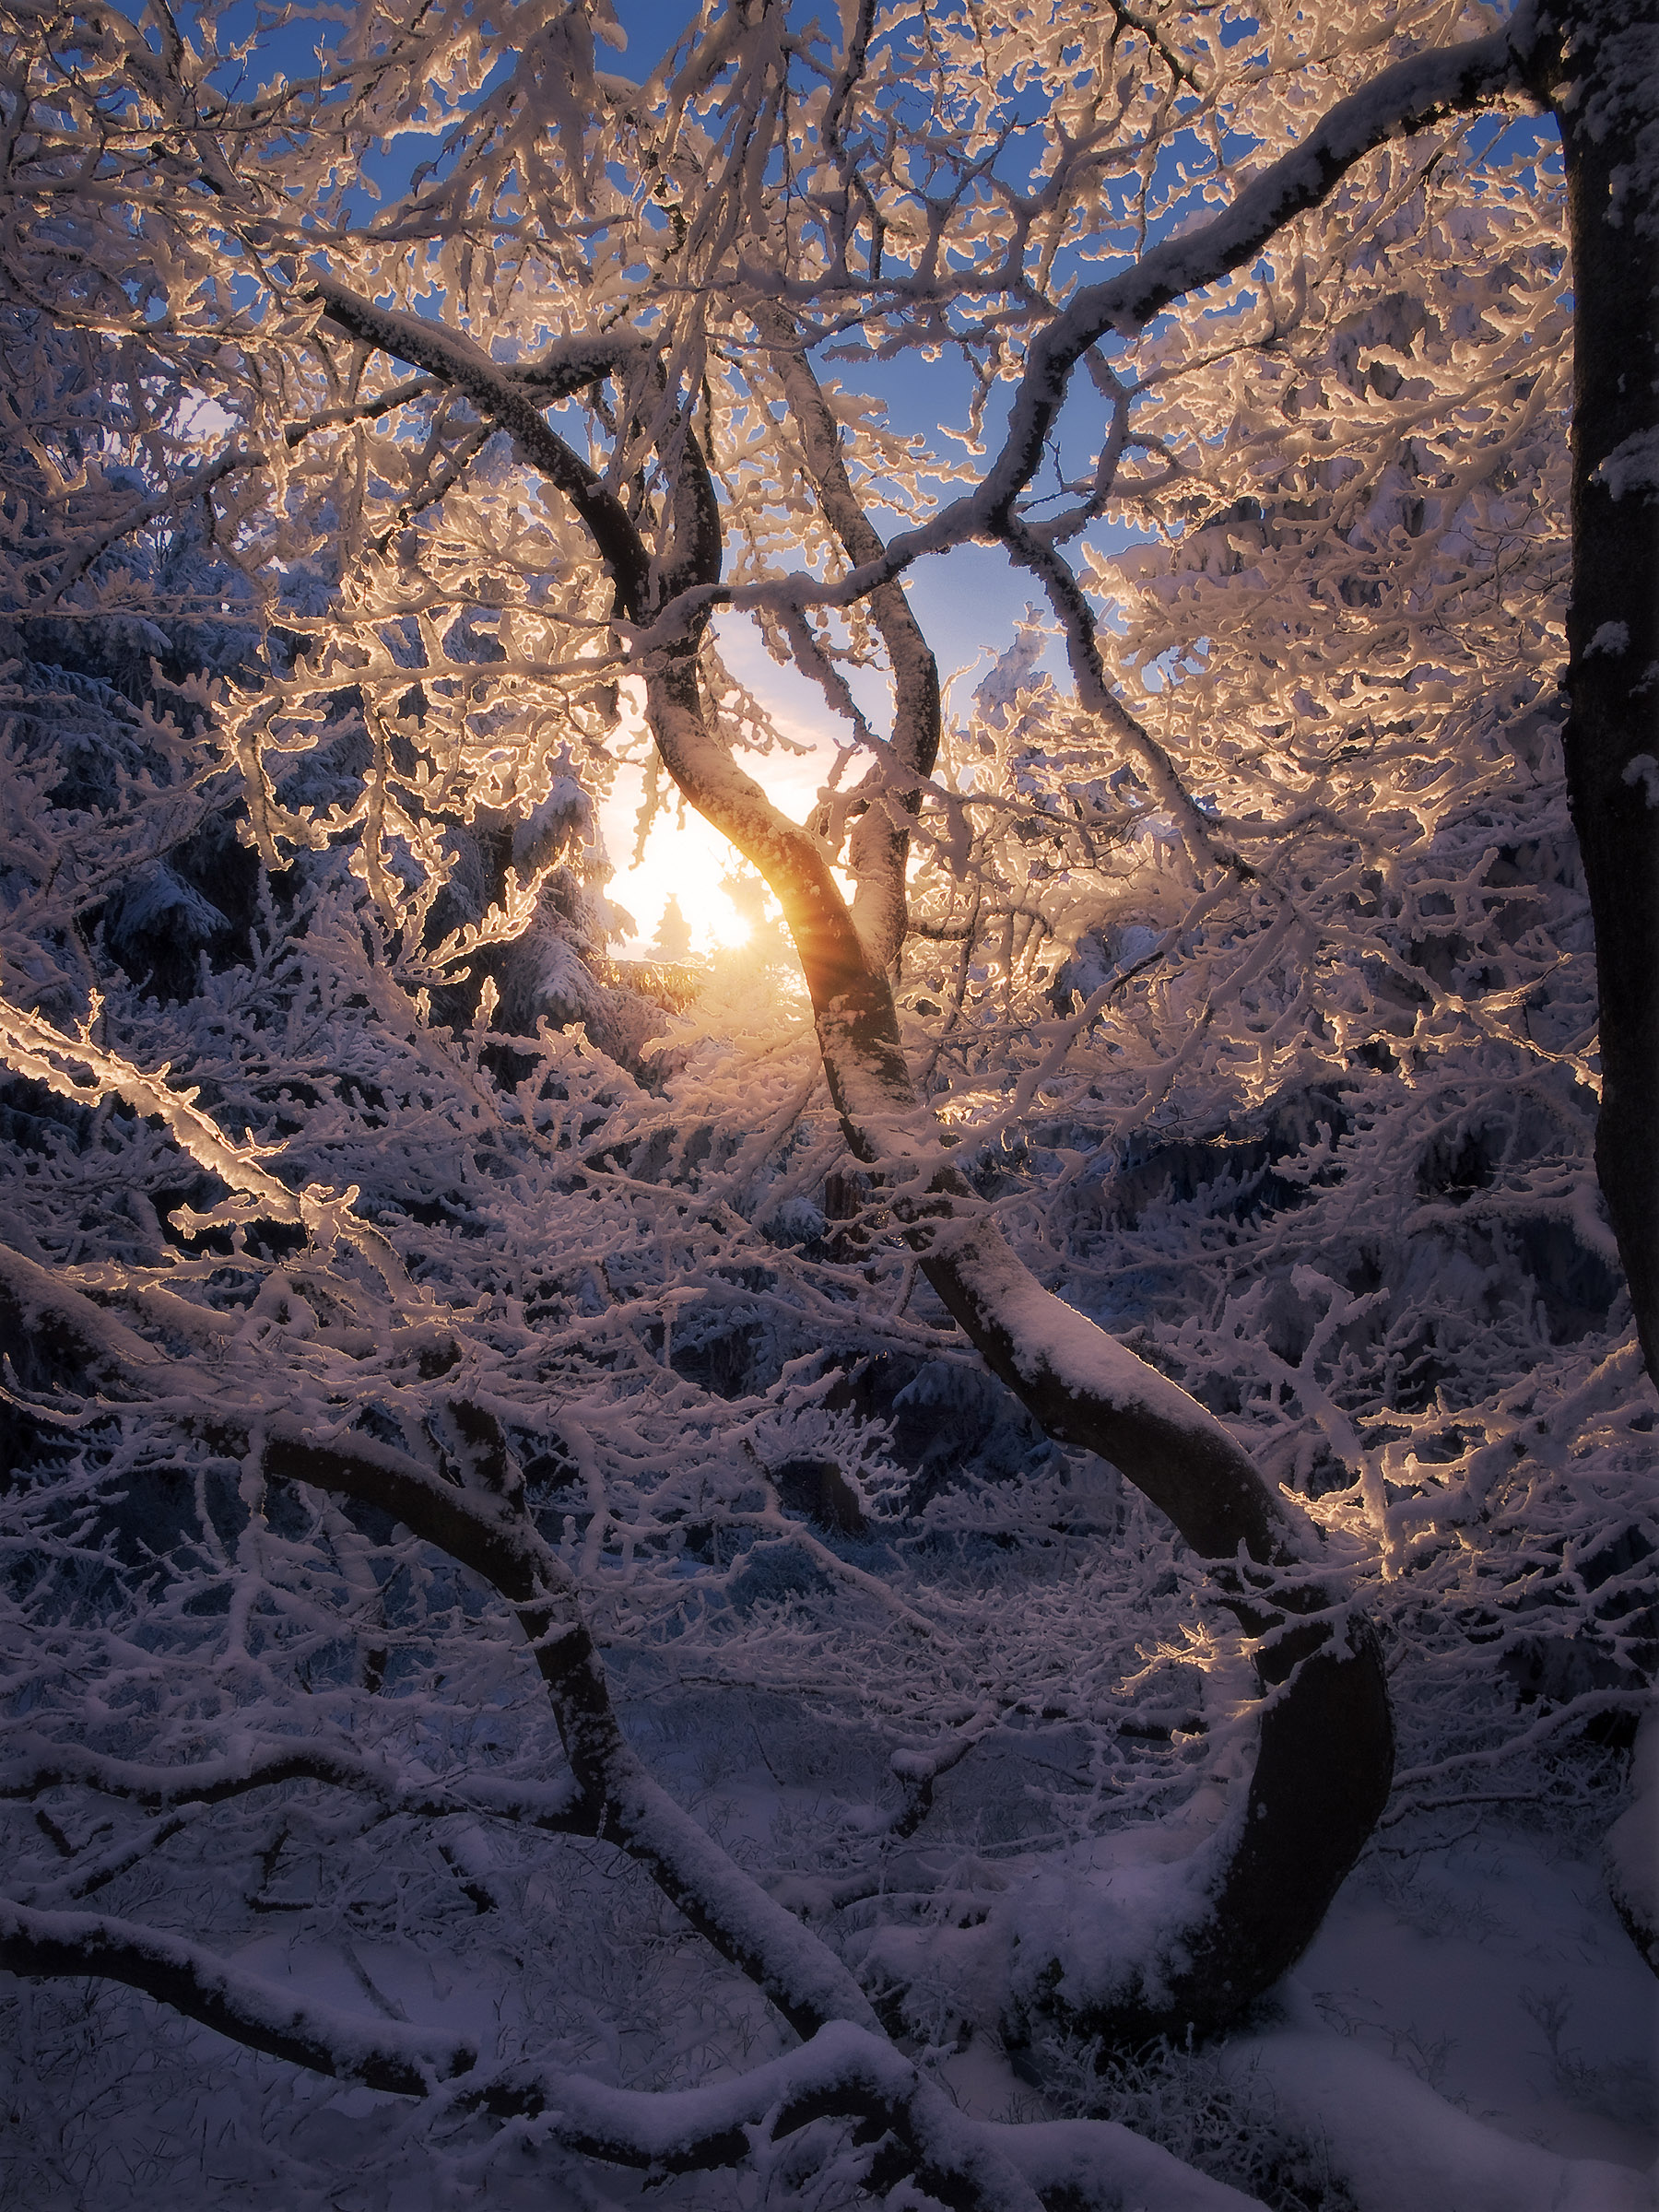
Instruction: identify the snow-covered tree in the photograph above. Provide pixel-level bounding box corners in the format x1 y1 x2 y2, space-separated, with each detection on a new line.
0 2 1653 2206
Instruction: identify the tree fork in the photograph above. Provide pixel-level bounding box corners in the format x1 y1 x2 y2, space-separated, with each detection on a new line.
334 61 1615 2022
0 1255 1067 2210
641 599 1394 2054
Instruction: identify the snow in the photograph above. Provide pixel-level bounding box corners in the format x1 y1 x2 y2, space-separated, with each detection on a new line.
1609 1706 1659 1960
1249 1824 1659 2195
0 1898 474 2088
1228 2032 1653 2212
977 2110 1265 2210
1596 429 1659 502
853 1811 1659 2207
934 1215 1255 1445
0 1 1653 2205
973 14 1530 529
999 1819 1225 2020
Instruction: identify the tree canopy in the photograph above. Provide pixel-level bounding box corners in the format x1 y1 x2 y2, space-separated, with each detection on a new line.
0 2 1654 2206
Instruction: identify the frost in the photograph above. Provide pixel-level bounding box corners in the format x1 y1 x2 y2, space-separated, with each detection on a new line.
103 863 229 947
1596 428 1659 501
0 2 1652 2207
1606 1706 1659 1963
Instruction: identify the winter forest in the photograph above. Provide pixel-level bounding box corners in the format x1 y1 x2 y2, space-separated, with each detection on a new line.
0 0 1655 2205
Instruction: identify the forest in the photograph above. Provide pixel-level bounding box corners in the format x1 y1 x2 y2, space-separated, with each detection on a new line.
0 0 1654 2206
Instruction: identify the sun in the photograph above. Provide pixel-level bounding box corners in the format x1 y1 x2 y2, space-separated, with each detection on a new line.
600 775 759 955
598 647 844 959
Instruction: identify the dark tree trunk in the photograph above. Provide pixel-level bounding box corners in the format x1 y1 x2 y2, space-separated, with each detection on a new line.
922 1239 1394 2041
1545 0 1659 1383
645 649 1396 2046
1540 0 1659 1978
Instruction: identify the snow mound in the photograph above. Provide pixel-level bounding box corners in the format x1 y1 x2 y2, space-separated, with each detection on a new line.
1226 2030 1655 2212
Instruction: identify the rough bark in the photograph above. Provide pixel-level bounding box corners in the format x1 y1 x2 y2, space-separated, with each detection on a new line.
319 193 1396 2045
0 1245 877 2043
0 1253 1115 2212
6 0 1652 2177
921 1224 1393 2041
1534 1 1659 1973
0 1877 1247 2212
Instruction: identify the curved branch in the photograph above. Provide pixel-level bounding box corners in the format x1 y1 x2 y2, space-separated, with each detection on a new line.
0 1237 879 2047
615 10 1539 658
0 1908 1239 2210
256 1418 884 2046
0 1896 474 2093
309 276 653 617
237 187 1406 2039
0 1733 590 1838
973 13 1537 531
753 300 943 966
999 515 1241 878
638 571 1394 2054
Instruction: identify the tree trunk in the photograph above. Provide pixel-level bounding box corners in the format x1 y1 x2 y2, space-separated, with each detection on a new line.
1546 0 1659 1385
1539 0 1659 1977
324 197 1406 2045
644 642 1395 2042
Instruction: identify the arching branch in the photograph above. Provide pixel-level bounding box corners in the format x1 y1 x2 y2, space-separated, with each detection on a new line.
0 1896 474 2093
116 13 1561 2041
752 299 943 967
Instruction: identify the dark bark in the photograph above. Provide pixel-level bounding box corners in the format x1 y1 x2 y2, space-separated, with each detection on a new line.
1540 0 1659 1952
13 0 1653 2183
1541 0 1659 1383
0 1884 1101 2212
0 1254 1054 2208
261 1418 885 2045
0 1241 880 2044
754 300 943 966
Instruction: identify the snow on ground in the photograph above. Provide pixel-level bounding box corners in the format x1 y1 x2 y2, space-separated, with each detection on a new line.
628 1703 1659 2202
1286 1827 1657 2173
901 1830 1657 2211
12 1713 1653 2208
613 1712 1659 2209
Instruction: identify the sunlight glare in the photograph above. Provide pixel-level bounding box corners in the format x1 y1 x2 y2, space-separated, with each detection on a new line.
599 647 853 959
602 776 758 955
